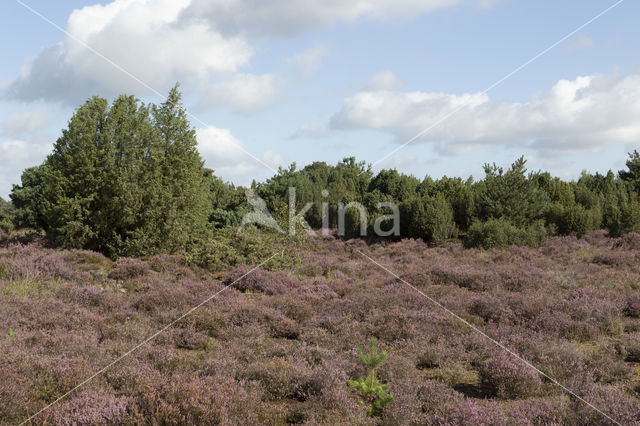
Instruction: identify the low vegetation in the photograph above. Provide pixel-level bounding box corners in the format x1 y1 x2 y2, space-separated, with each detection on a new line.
2 231 640 423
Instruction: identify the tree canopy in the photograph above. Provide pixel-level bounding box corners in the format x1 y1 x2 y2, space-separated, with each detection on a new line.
10 85 211 256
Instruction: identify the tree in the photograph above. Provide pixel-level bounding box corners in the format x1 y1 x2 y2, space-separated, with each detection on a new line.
11 85 211 256
348 338 393 417
368 169 419 203
208 170 246 227
430 176 475 232
477 156 549 227
39 96 111 249
619 150 640 193
0 197 14 232
10 165 46 229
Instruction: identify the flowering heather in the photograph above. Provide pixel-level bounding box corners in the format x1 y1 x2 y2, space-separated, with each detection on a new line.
2 230 640 424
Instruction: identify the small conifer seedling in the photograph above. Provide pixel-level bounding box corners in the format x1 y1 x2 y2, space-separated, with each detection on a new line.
348 337 393 416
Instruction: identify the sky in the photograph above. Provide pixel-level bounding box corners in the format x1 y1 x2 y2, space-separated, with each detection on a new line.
1 0 639 199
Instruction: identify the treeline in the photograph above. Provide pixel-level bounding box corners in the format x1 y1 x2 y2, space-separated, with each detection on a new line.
242 153 640 248
1 87 639 258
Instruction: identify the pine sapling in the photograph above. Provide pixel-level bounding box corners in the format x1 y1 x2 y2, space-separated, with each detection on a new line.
348 337 393 416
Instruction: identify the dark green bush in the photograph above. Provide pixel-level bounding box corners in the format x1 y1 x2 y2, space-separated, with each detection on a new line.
0 197 13 232
400 194 458 243
10 86 210 257
463 218 546 249
546 202 601 236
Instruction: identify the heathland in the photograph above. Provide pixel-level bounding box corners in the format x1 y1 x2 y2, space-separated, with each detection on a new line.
2 88 640 424
2 231 640 424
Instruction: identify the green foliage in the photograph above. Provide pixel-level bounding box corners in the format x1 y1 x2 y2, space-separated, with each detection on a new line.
368 169 419 202
464 218 546 249
10 85 210 257
11 165 46 231
204 337 215 351
604 197 640 237
545 202 602 236
207 171 246 227
9 136 640 253
182 226 303 273
400 194 458 243
430 176 475 231
348 338 393 417
619 150 640 193
0 197 14 232
255 157 372 229
477 157 550 227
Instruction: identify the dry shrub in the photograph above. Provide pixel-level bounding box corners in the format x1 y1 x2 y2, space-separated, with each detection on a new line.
478 352 542 399
108 257 149 280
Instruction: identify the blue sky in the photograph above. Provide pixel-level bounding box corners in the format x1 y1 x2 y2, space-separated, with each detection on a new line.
1 0 638 198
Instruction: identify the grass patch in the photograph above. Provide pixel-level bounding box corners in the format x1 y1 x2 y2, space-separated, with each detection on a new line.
1 278 43 296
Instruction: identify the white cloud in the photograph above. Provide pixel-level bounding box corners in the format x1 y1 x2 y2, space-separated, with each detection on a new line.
285 45 328 77
2 0 487 106
1 139 33 167
2 0 495 106
199 73 284 114
1 107 60 138
196 126 283 179
197 126 246 161
0 136 52 198
331 72 640 157
3 0 252 104
0 107 65 197
567 34 594 52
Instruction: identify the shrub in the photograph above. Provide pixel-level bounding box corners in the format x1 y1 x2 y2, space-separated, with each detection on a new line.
224 267 299 295
183 226 301 273
623 293 640 318
463 218 546 249
0 244 76 281
400 194 458 243
613 232 640 250
617 334 640 362
0 197 14 232
244 357 313 400
478 352 542 399
546 202 601 236
469 294 511 323
46 389 131 425
107 258 149 280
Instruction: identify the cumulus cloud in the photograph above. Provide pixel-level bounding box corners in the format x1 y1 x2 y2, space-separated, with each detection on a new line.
0 107 65 197
3 0 487 107
330 72 640 157
198 73 284 114
0 135 52 198
196 126 283 179
1 108 57 138
3 0 252 104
